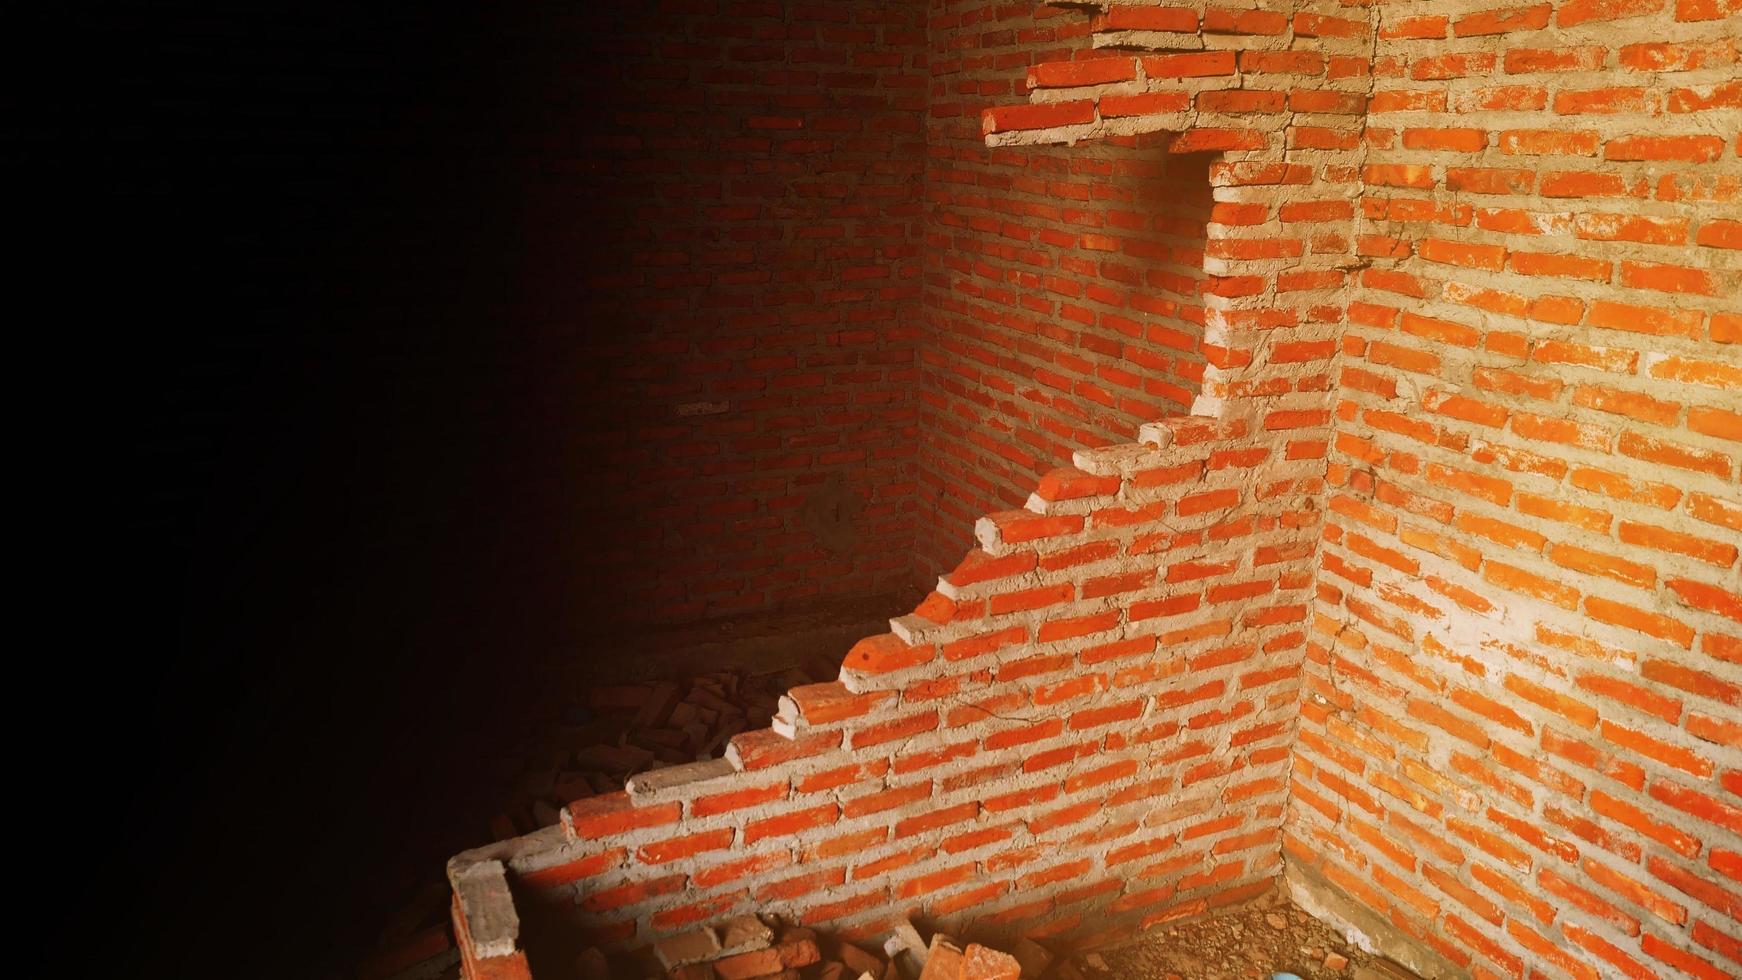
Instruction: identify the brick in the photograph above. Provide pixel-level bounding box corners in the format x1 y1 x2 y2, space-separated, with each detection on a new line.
1201 7 1288 34
1412 52 1498 80
1574 214 1690 246
1029 59 1135 89
954 939 1017 980
1383 14 1448 38
566 794 681 841
1620 521 1738 565
1585 858 1687 925
1507 46 1608 72
1499 129 1599 156
638 828 735 864
519 849 626 889
1560 0 1667 25
1697 219 1742 248
1099 91 1191 118
1648 855 1742 919
1555 86 1652 114
1690 405 1742 441
1618 431 1731 476
1620 39 1738 70
983 101 1094 135
1447 166 1536 195
1551 543 1654 588
947 550 1038 587
1605 135 1727 162
745 804 839 845
1419 239 1506 271
1641 932 1731 980
1510 250 1610 281
1141 51 1236 78
844 634 933 675
1457 4 1554 34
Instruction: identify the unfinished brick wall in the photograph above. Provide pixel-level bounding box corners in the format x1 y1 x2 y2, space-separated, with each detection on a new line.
451 2 1738 978
1295 1 1741 978
558 0 928 622
914 1 1218 580
450 2 1357 975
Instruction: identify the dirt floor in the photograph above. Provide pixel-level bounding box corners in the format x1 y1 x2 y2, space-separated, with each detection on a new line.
1071 892 1417 980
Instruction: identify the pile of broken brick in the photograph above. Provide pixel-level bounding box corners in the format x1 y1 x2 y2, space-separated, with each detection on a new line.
594 913 1070 980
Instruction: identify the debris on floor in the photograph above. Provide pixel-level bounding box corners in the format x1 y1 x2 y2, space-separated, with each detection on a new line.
569 898 1409 980
630 913 1025 980
1066 892 1419 980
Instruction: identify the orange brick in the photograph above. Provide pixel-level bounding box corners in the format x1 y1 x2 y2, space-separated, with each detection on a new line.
1697 219 1742 248
1142 51 1237 77
983 101 1094 134
1446 167 1535 195
1100 91 1191 118
1511 250 1611 281
1560 0 1667 24
1619 38 1738 70
566 794 681 840
1499 128 1600 156
1621 520 1740 565
1587 597 1696 648
1606 134 1727 162
1618 431 1731 476
1029 59 1135 89
1555 86 1652 114
1485 560 1579 609
744 803 840 844
1689 405 1742 441
845 634 934 674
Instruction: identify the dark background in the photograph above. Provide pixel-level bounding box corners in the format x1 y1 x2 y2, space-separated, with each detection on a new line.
91 3 591 975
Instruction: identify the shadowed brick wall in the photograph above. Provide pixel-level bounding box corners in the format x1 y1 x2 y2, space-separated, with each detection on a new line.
559 0 928 623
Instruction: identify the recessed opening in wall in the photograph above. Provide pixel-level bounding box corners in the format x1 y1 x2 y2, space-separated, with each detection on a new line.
914 139 1218 579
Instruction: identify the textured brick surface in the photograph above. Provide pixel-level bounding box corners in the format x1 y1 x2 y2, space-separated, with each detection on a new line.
1295 2 1740 978
453 3 1739 978
554 0 929 623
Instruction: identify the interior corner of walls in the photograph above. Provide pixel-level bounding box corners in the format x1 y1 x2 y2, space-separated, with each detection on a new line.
1283 862 1471 980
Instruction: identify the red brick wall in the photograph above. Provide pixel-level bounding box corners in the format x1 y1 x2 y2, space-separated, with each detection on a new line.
1298 1 1741 977
559 0 929 623
914 2 1217 582
452 3 1354 973
452 4 1739 978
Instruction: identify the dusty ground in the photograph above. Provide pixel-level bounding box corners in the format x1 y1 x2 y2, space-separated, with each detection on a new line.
1072 892 1416 980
